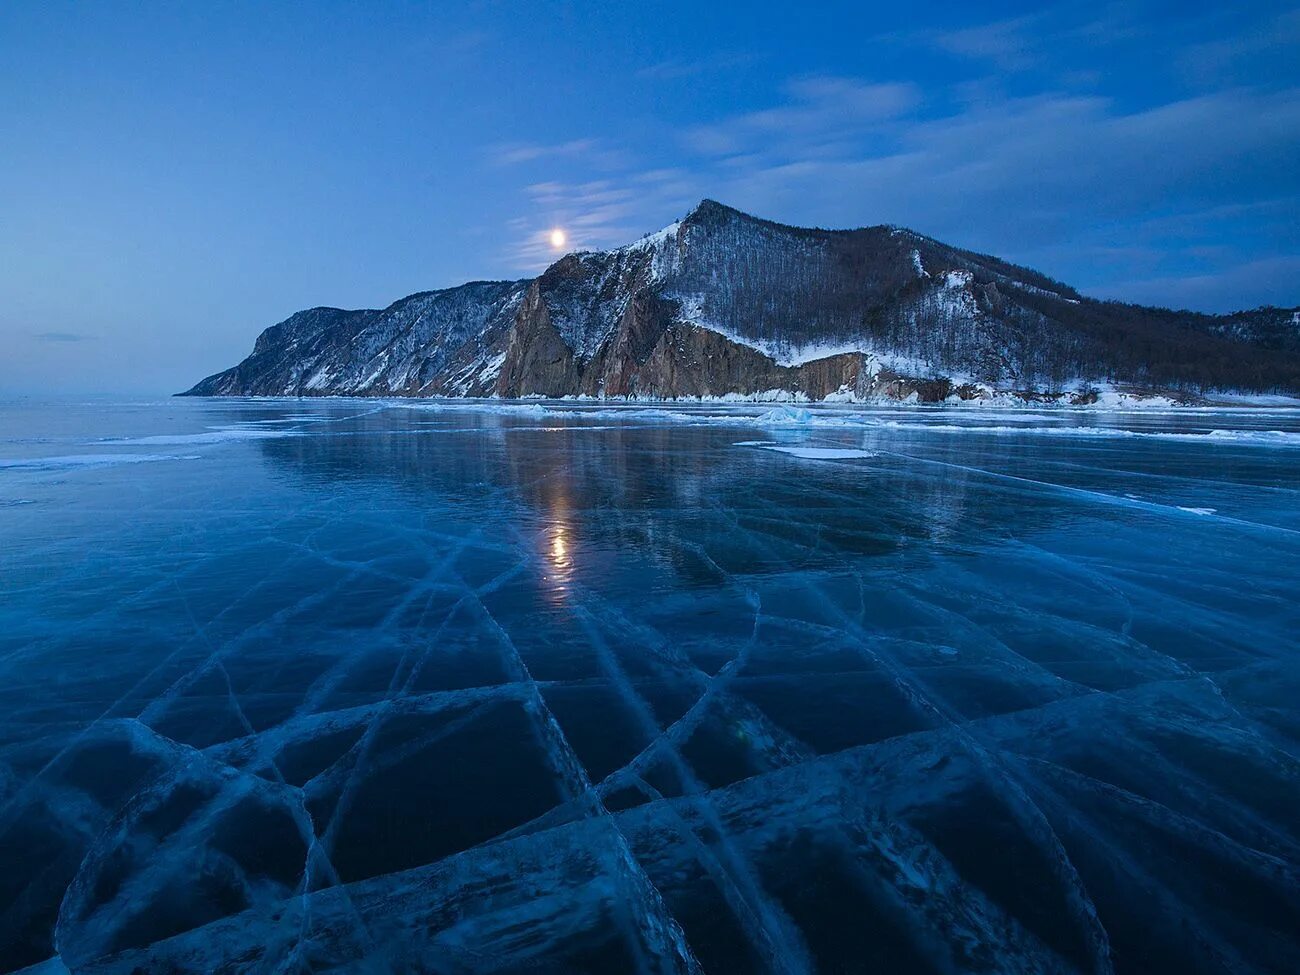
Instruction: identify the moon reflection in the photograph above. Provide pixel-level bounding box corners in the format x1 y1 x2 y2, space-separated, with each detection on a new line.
550 529 569 568
544 522 573 601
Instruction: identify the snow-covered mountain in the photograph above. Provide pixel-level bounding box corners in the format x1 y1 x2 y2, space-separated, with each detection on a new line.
185 281 528 397
183 200 1300 401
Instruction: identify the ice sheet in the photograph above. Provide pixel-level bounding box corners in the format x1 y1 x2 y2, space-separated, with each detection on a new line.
2 397 1299 974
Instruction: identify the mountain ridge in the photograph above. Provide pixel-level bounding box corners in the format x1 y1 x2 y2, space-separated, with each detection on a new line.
182 200 1300 401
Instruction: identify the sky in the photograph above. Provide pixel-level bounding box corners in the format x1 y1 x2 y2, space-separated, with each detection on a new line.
2 1 1298 394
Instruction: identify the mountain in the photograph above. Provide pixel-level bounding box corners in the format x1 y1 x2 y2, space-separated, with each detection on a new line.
182 200 1300 402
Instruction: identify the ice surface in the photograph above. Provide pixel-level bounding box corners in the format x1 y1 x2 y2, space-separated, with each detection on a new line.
2 397 1299 973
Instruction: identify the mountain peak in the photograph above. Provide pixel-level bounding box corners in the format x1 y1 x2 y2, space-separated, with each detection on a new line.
680 198 756 226
680 199 864 237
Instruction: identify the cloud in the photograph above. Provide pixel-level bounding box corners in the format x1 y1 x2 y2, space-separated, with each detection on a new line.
895 5 1147 74
636 53 753 80
684 77 920 156
926 15 1043 70
1178 8 1300 85
487 138 633 173
488 138 604 166
32 331 93 342
1090 254 1300 313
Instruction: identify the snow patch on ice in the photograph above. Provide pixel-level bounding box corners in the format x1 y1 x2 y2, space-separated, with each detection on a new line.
1089 387 1179 409
103 426 303 446
752 407 816 425
1202 392 1300 407
878 421 1300 446
735 441 876 460
400 401 549 418
0 453 199 470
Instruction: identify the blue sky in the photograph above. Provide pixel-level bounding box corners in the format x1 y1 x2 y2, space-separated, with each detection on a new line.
2 1 1298 393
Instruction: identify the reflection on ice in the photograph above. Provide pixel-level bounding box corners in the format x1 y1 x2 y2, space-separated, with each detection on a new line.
539 481 576 601
545 523 574 602
1 397 1299 974
550 527 570 571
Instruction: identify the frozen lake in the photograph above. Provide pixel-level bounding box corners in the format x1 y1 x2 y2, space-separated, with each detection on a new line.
2 397 1299 974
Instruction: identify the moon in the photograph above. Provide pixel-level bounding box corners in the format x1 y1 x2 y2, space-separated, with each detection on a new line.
549 228 567 249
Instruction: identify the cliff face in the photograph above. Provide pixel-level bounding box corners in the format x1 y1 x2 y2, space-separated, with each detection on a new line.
496 281 580 398
182 200 1300 400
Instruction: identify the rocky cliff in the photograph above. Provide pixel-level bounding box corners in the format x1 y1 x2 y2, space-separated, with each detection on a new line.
182 200 1300 401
